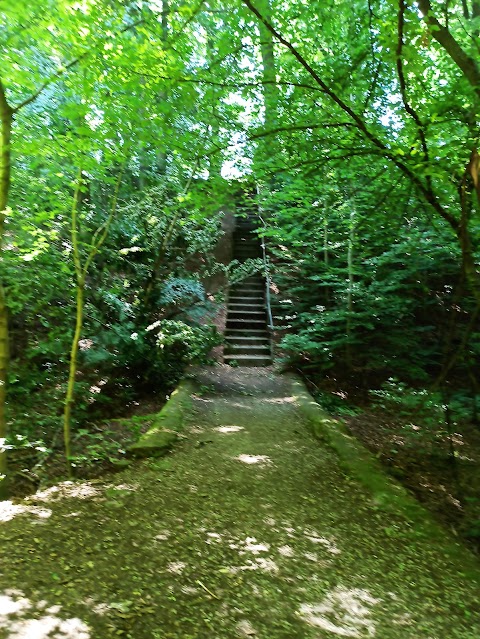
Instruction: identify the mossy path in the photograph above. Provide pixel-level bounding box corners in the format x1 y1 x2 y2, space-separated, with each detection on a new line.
1 367 479 638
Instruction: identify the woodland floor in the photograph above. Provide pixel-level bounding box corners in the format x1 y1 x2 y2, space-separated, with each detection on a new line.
1 366 480 639
309 378 480 551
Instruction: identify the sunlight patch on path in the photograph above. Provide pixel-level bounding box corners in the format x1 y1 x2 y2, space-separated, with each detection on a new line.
241 537 270 554
26 481 101 503
0 502 51 523
236 454 271 465
298 588 380 637
304 529 341 555
167 562 186 575
154 530 171 542
214 426 245 433
229 557 279 575
236 619 257 636
0 590 90 639
261 396 296 404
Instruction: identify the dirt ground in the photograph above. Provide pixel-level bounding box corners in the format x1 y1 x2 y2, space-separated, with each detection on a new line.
340 408 480 551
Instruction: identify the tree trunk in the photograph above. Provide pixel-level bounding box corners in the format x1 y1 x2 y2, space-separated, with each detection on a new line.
0 82 12 499
256 0 280 181
156 0 170 176
258 0 278 131
0 283 8 498
346 207 355 369
417 0 480 100
62 280 84 478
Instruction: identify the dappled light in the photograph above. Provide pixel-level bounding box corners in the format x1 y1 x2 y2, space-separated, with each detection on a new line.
154 530 171 542
192 396 214 403
236 454 272 465
230 402 253 410
0 501 51 523
215 425 245 433
27 481 101 503
262 396 296 404
110 483 138 492
298 588 380 637
304 531 341 555
236 619 257 637
167 561 186 575
229 557 279 574
1 0 480 636
0 590 90 639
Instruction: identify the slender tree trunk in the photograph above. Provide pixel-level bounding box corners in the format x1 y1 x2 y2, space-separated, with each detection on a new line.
258 0 278 131
0 82 12 499
63 280 84 478
323 214 332 305
62 166 124 476
0 283 8 498
62 176 83 477
256 0 280 182
156 0 170 176
346 207 355 369
323 217 329 267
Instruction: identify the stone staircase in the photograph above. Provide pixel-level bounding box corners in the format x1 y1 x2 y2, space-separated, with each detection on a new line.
224 211 272 367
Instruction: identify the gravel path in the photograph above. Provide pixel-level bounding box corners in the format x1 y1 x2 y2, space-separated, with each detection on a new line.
0 366 479 638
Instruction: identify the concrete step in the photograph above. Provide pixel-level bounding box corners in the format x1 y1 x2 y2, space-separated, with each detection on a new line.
230 287 264 293
229 296 264 303
227 312 267 322
225 335 270 345
230 283 265 295
227 308 266 315
224 354 272 367
229 290 264 299
231 283 263 288
225 344 272 356
226 319 267 330
231 282 264 290
225 333 270 342
228 300 265 313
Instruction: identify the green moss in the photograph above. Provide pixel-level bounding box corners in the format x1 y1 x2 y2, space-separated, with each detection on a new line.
126 380 195 458
289 374 480 581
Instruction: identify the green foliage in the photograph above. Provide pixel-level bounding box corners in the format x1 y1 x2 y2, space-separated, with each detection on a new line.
154 320 221 360
160 278 205 307
370 379 443 424
2 0 480 487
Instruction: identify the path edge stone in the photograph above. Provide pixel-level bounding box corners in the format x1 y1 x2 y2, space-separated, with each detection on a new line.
289 374 480 577
127 380 195 459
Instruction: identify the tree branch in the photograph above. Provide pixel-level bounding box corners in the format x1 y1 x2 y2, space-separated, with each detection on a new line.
241 0 460 232
250 121 356 140
417 0 480 99
396 0 432 189
12 19 146 113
